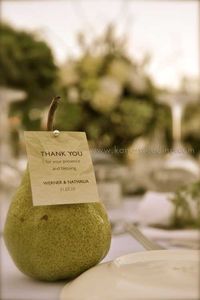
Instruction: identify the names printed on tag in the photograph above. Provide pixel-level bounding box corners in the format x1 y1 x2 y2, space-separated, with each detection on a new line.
24 131 100 206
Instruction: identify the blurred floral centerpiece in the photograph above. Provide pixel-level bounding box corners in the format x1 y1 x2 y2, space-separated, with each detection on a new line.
56 25 167 158
0 23 59 160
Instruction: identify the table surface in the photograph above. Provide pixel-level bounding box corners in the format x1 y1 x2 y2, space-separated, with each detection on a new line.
0 195 144 300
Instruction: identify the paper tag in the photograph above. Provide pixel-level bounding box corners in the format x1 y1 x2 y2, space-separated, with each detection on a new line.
24 131 100 206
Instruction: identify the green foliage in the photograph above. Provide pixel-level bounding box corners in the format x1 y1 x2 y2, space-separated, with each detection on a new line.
55 101 85 131
117 99 154 136
169 181 200 229
183 103 200 156
0 23 59 129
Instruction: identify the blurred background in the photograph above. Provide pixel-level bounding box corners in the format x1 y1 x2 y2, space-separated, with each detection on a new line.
0 0 200 249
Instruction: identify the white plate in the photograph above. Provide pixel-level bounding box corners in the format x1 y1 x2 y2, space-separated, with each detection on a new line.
60 250 199 300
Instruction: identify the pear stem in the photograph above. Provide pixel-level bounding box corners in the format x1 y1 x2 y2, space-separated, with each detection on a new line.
47 96 61 131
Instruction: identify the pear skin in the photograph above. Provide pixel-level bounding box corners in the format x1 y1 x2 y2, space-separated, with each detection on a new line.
4 170 111 281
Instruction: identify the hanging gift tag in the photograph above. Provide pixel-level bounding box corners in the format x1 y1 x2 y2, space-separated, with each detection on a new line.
24 131 100 206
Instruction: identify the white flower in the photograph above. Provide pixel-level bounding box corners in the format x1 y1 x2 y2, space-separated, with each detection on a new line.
90 76 121 113
99 76 122 98
91 91 119 113
67 87 79 103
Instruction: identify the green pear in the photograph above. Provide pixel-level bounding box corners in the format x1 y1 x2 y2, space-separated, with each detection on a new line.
4 169 111 281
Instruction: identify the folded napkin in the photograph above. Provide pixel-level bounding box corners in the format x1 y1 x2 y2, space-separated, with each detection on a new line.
140 226 200 249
